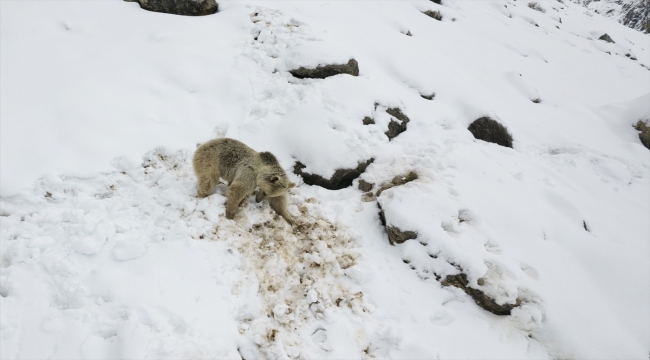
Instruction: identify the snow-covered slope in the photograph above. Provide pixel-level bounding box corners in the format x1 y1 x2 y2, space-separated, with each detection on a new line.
1 0 648 359
571 0 649 34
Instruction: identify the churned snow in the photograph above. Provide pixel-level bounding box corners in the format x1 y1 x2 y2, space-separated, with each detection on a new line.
1 0 648 359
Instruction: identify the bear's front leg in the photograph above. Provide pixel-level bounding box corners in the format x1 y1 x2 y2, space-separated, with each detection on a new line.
269 194 295 225
225 182 250 220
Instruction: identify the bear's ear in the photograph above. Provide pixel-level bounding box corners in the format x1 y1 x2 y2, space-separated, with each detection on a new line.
269 176 279 183
288 182 296 188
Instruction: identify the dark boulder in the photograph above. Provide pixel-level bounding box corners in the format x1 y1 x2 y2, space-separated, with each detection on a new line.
133 0 218 16
468 117 513 148
294 158 374 190
289 59 359 79
598 33 615 43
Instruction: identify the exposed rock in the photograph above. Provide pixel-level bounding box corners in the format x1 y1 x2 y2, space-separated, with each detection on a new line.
377 203 418 245
362 117 375 125
294 159 374 190
358 179 374 192
385 108 410 140
430 0 442 4
468 117 513 148
376 171 418 197
528 2 546 13
441 273 520 315
532 98 541 103
421 93 435 100
423 10 443 21
134 0 218 16
289 59 359 79
635 120 650 149
405 30 413 36
598 33 615 43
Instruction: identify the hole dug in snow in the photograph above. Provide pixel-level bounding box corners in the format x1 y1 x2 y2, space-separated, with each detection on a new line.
468 116 514 148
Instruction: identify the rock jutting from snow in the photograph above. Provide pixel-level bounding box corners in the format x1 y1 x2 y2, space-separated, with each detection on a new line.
441 273 521 315
289 59 359 79
362 116 375 125
376 171 418 197
430 0 442 4
358 179 374 192
385 108 411 140
468 117 513 148
421 93 435 100
294 158 374 190
377 203 418 245
635 120 650 149
131 0 218 16
423 10 443 21
598 33 615 43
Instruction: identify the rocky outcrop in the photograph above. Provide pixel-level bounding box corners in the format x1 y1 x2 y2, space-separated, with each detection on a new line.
131 0 218 16
468 117 513 148
442 273 520 315
294 159 374 190
421 93 435 100
571 0 649 34
289 59 359 79
635 120 650 149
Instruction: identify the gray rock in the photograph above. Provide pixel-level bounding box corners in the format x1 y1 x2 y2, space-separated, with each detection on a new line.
635 120 650 149
421 93 435 100
441 273 520 315
423 10 442 21
134 0 218 16
468 117 513 148
294 158 374 190
385 108 410 140
289 59 359 79
362 116 375 125
598 33 615 43
358 179 374 192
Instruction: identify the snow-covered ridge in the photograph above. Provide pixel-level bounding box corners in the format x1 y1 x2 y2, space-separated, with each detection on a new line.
571 0 649 34
1 0 648 358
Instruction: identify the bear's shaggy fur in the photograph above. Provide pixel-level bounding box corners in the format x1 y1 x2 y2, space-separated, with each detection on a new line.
193 138 295 224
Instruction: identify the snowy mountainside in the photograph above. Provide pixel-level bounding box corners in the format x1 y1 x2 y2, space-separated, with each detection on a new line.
1 0 649 359
571 0 649 33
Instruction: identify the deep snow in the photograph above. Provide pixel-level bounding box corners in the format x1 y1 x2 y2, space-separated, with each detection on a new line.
1 0 648 359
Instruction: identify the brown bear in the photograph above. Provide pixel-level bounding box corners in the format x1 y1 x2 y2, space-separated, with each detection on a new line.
193 138 296 224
